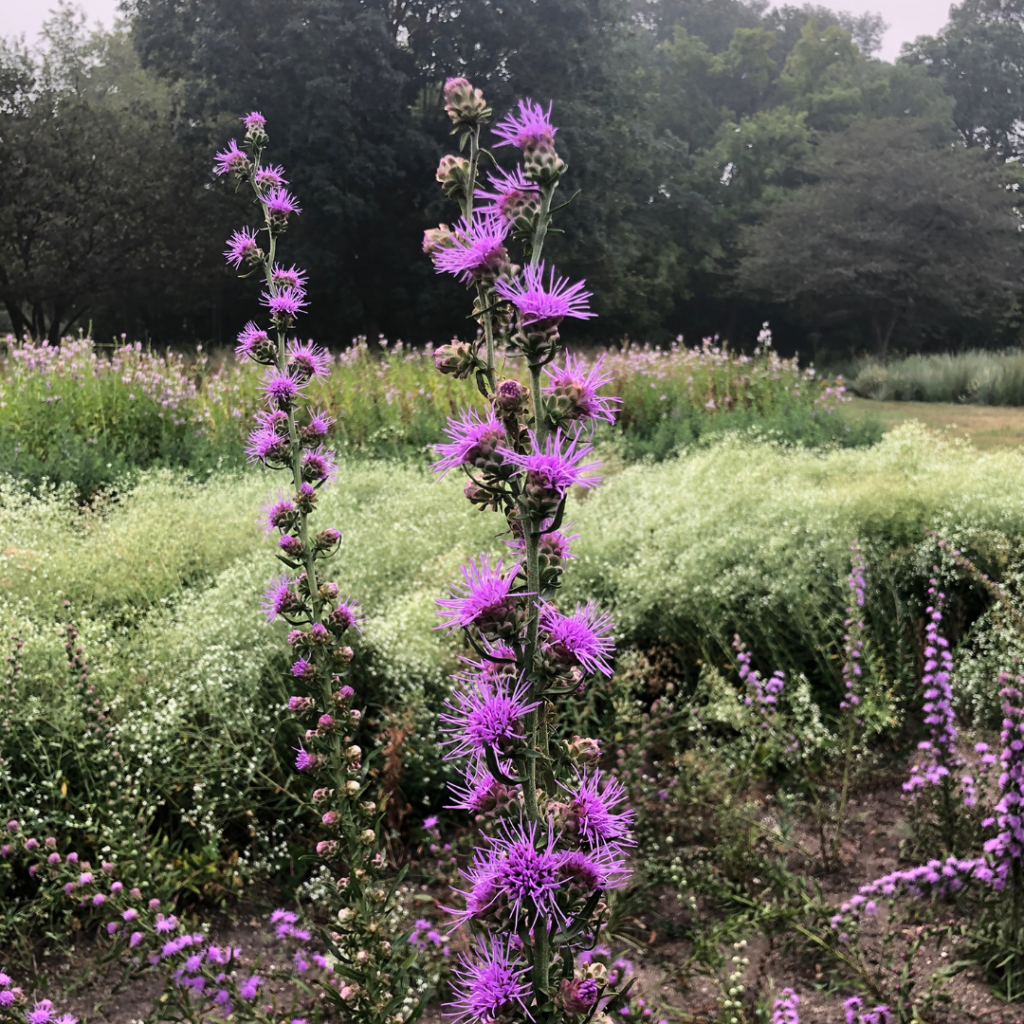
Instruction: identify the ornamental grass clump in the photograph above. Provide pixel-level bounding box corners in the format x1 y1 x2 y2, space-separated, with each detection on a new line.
423 78 640 1024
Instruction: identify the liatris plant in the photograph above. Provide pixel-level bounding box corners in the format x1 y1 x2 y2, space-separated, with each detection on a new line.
215 113 419 1024
770 987 799 1024
424 80 636 1024
902 576 976 853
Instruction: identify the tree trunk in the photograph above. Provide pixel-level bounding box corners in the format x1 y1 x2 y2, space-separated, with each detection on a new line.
870 307 901 364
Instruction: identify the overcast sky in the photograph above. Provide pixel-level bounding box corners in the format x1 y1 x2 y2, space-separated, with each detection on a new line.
2 0 956 62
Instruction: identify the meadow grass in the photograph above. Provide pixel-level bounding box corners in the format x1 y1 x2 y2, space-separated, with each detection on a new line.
3 424 1024 863
853 349 1024 405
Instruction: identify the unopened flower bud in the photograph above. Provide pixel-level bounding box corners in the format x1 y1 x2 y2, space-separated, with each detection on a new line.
558 978 599 1017
316 839 339 857
242 110 268 147
567 735 601 765
289 696 315 714
279 534 305 557
321 811 340 826
334 685 355 705
355 949 371 964
443 77 491 126
433 340 481 379
345 780 361 796
380 941 392 955
333 646 354 664
319 581 339 601
337 907 354 924
436 154 472 202
318 714 336 734
313 787 332 803
359 829 376 846
360 800 377 815
315 529 341 552
423 224 453 255
464 478 498 511
345 745 362 764
494 378 530 414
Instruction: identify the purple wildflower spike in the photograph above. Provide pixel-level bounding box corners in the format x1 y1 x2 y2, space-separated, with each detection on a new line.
771 989 800 1024
432 409 507 477
539 600 616 677
261 287 308 320
259 492 296 535
236 321 272 360
475 167 540 224
560 769 635 848
495 262 593 327
436 556 524 639
264 186 301 220
224 227 261 268
447 818 565 926
255 165 288 190
543 353 621 425
499 429 602 516
260 368 306 408
272 264 309 292
213 139 248 176
431 213 509 283
286 340 330 382
300 445 337 485
439 675 540 760
493 99 557 152
260 576 302 622
445 938 532 1024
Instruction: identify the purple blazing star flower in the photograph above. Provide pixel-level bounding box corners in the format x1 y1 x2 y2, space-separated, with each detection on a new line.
561 769 635 848
213 139 248 176
224 227 261 268
301 445 338 484
445 938 532 1024
772 989 800 1024
245 424 288 465
447 817 565 926
272 264 308 292
261 286 308 320
493 99 557 152
439 675 540 761
559 845 630 892
259 492 296 535
432 409 507 478
327 599 364 635
236 321 272 360
447 761 507 813
264 186 301 219
561 978 600 1016
242 111 266 131
28 1001 56 1024
499 429 602 513
255 164 288 190
240 976 260 1000
539 600 616 677
494 262 593 327
436 556 523 638
543 353 621 425
475 167 540 224
303 409 335 441
260 368 306 407
260 576 302 622
287 340 330 381
431 213 509 283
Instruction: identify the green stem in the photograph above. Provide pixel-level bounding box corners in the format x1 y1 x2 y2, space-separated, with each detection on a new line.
530 360 547 449
462 125 481 221
477 284 497 394
530 182 557 268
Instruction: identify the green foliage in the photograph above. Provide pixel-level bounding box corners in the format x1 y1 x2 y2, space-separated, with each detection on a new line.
737 119 1023 360
852 349 1024 405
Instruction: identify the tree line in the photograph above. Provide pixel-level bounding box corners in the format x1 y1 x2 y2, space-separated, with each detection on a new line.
1 0 1023 360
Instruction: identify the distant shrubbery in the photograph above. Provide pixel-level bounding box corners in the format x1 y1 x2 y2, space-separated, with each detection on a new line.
0 334 877 495
853 350 1024 405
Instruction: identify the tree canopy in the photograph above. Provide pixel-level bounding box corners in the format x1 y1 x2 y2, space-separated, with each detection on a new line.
0 0 1020 359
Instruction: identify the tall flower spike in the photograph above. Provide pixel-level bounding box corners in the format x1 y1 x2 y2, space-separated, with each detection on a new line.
436 556 524 639
495 262 594 328
539 600 616 678
439 675 540 761
431 213 509 283
445 938 532 1024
